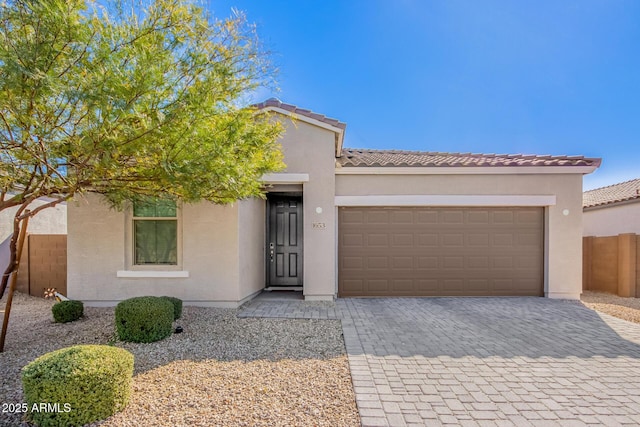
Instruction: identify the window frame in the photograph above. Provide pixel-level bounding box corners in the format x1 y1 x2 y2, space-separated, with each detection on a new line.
125 200 183 271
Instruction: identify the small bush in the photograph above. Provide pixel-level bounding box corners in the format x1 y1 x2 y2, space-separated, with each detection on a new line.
22 345 134 427
51 300 83 323
160 296 183 320
115 296 174 343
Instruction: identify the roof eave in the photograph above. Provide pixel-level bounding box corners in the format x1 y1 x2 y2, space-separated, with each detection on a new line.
335 165 600 175
583 196 640 211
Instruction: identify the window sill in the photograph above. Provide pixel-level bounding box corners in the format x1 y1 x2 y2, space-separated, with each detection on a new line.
116 270 189 278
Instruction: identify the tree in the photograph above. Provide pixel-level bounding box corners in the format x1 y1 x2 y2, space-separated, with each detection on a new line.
0 0 284 299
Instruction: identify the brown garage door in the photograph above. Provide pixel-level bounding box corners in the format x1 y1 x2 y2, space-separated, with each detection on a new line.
338 207 543 297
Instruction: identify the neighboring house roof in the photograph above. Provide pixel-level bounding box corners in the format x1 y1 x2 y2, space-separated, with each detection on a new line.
583 178 640 209
338 148 602 168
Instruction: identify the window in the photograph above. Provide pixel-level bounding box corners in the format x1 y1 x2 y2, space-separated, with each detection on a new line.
133 199 178 265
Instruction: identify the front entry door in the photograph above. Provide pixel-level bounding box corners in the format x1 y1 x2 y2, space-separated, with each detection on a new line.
267 195 303 287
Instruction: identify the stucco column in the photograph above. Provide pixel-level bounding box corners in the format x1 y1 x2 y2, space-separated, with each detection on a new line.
546 194 584 300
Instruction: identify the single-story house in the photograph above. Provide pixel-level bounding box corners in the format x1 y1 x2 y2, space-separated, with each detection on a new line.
67 99 601 306
583 178 640 237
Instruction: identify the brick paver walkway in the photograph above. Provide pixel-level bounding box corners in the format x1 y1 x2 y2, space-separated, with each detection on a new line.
238 296 640 426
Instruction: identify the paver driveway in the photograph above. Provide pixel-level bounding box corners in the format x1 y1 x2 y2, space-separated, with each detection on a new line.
240 296 640 426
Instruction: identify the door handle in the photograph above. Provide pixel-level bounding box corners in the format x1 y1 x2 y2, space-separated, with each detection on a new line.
269 243 274 262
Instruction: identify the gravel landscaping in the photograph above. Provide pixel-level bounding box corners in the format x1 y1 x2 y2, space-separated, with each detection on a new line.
0 293 359 427
582 290 640 324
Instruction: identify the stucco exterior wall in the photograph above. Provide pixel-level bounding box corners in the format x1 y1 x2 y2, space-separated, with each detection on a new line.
583 202 640 237
275 118 337 300
67 192 241 306
67 116 340 305
0 198 66 242
335 173 585 299
238 198 266 301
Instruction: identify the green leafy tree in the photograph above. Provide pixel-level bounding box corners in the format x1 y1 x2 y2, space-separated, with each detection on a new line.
0 0 284 297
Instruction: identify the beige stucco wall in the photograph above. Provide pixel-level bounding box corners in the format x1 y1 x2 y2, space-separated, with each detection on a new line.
0 198 66 242
335 173 585 299
238 198 266 301
67 116 340 305
274 118 337 300
67 192 242 306
583 202 640 237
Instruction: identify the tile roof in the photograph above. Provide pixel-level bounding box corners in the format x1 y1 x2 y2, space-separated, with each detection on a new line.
583 178 640 209
338 148 602 168
253 98 346 130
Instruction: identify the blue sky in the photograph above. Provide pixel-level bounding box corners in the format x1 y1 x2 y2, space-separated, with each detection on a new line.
212 0 639 190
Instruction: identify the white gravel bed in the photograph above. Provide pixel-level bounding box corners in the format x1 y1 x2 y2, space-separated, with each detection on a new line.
0 292 359 427
582 290 640 324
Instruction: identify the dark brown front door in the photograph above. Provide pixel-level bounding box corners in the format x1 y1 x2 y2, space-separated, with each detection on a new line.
267 195 303 287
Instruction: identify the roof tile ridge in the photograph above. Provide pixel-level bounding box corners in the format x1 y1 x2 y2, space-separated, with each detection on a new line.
254 98 346 129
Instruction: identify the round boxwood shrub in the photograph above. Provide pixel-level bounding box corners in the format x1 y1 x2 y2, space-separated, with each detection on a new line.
51 300 84 323
21 345 134 427
115 296 174 343
160 296 183 320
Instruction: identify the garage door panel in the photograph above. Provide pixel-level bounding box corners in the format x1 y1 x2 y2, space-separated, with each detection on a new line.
416 211 438 224
518 232 542 246
417 233 439 246
492 257 514 269
365 210 389 224
517 210 542 224
392 279 414 292
338 207 543 297
467 233 490 247
367 256 388 268
417 257 438 269
441 210 464 224
517 256 540 269
342 256 363 269
366 234 388 247
467 210 490 224
341 210 364 224
444 279 465 292
342 233 363 247
391 211 414 223
392 257 413 269
341 279 364 293
492 233 514 246
468 256 489 269
368 279 390 292
441 233 464 247
467 279 492 294
493 211 515 224
416 279 439 292
392 234 414 246
443 257 464 269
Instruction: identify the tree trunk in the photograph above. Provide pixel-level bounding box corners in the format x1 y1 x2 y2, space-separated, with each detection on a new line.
0 213 30 352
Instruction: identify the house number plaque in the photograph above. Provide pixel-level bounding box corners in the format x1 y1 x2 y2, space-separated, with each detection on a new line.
312 222 326 229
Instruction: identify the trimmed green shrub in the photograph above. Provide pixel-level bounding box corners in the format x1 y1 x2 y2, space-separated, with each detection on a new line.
51 300 84 323
160 296 183 320
22 345 134 427
115 296 174 343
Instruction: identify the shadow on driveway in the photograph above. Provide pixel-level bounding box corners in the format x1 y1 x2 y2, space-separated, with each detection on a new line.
338 297 640 359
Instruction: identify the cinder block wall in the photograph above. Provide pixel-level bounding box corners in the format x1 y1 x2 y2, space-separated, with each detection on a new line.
583 234 639 297
17 235 67 297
